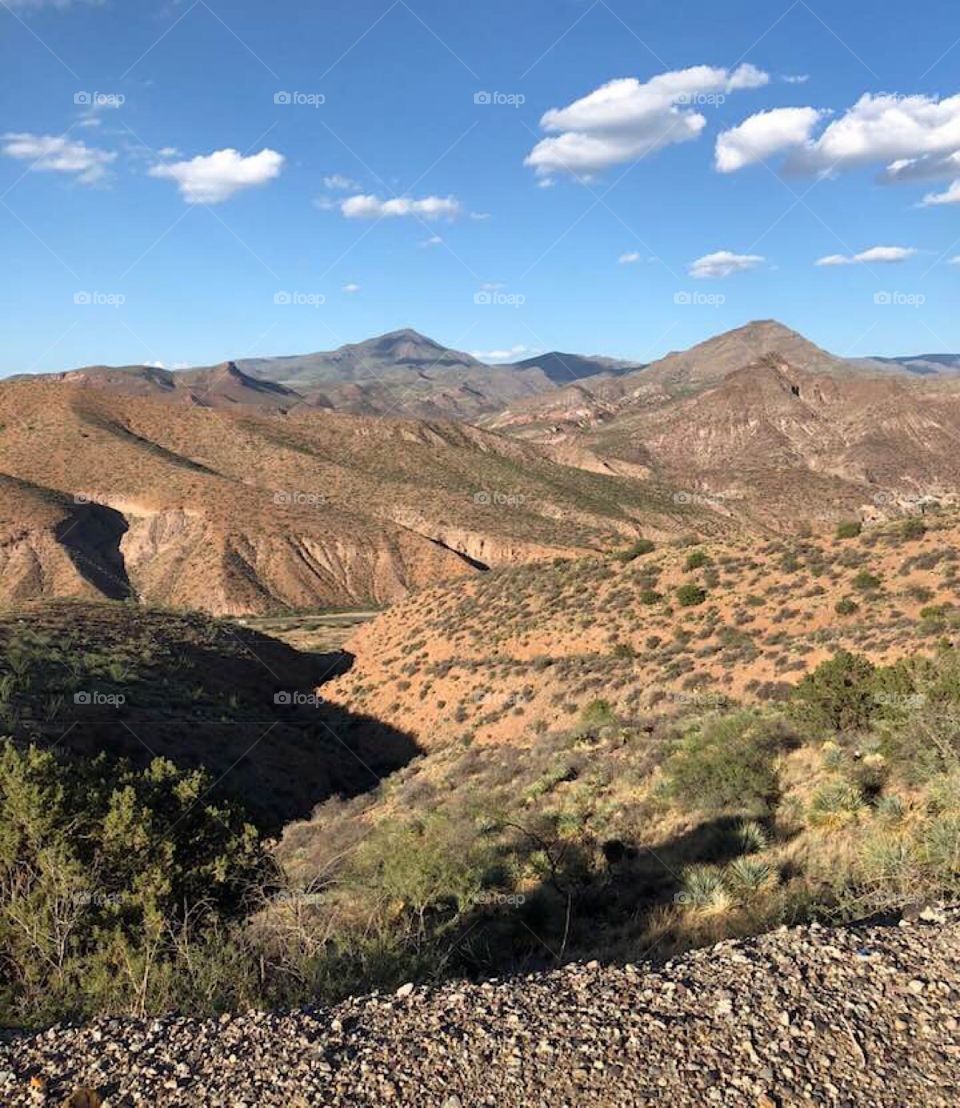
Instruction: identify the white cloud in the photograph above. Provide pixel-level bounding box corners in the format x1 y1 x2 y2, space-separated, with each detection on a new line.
718 93 960 198
921 179 960 205
340 194 461 220
418 234 444 248
619 251 641 264
715 107 826 172
157 147 180 159
525 63 769 178
1 132 115 184
689 250 765 279
815 245 917 266
470 344 538 362
323 173 358 190
342 282 361 293
149 148 284 203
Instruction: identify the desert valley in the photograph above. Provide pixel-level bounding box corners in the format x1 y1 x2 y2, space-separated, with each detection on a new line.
1 320 960 1103
4 0 960 1101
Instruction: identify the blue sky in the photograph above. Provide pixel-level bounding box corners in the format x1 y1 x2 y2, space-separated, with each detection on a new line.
2 0 960 376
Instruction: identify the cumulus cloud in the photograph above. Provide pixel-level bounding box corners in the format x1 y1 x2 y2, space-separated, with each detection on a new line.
715 107 826 173
718 93 960 198
1 132 115 183
340 194 462 220
525 63 769 178
816 245 918 266
619 251 641 264
149 148 284 203
689 250 765 279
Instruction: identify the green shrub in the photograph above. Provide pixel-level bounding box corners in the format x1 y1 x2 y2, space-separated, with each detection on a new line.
580 699 617 729
0 741 267 1026
684 550 711 571
666 712 789 815
675 584 707 608
834 597 860 616
901 518 927 541
852 570 882 592
615 538 655 562
639 589 663 605
835 520 862 540
789 651 878 732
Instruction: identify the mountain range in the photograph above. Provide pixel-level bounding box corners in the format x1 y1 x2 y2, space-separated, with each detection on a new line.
4 319 960 615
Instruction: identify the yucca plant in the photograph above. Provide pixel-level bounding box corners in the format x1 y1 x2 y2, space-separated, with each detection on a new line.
679 865 732 913
808 779 866 829
921 814 960 887
724 857 774 897
734 819 769 855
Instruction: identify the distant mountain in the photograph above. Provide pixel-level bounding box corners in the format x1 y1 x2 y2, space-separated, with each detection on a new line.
867 354 960 376
238 328 482 387
20 362 301 413
505 351 643 385
487 320 906 436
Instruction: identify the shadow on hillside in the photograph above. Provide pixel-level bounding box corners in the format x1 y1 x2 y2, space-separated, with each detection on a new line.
448 815 758 979
12 624 417 834
56 504 133 601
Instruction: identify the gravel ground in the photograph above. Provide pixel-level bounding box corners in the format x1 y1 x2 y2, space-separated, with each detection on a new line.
2 914 958 1107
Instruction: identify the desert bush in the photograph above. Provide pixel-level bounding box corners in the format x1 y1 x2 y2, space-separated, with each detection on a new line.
675 584 707 607
835 520 862 540
0 741 268 1025
834 597 859 616
684 550 711 571
789 651 878 732
665 712 790 815
615 539 655 562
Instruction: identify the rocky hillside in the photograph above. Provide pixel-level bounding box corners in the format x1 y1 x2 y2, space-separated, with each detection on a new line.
0 379 697 615
325 511 960 747
3 913 955 1106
